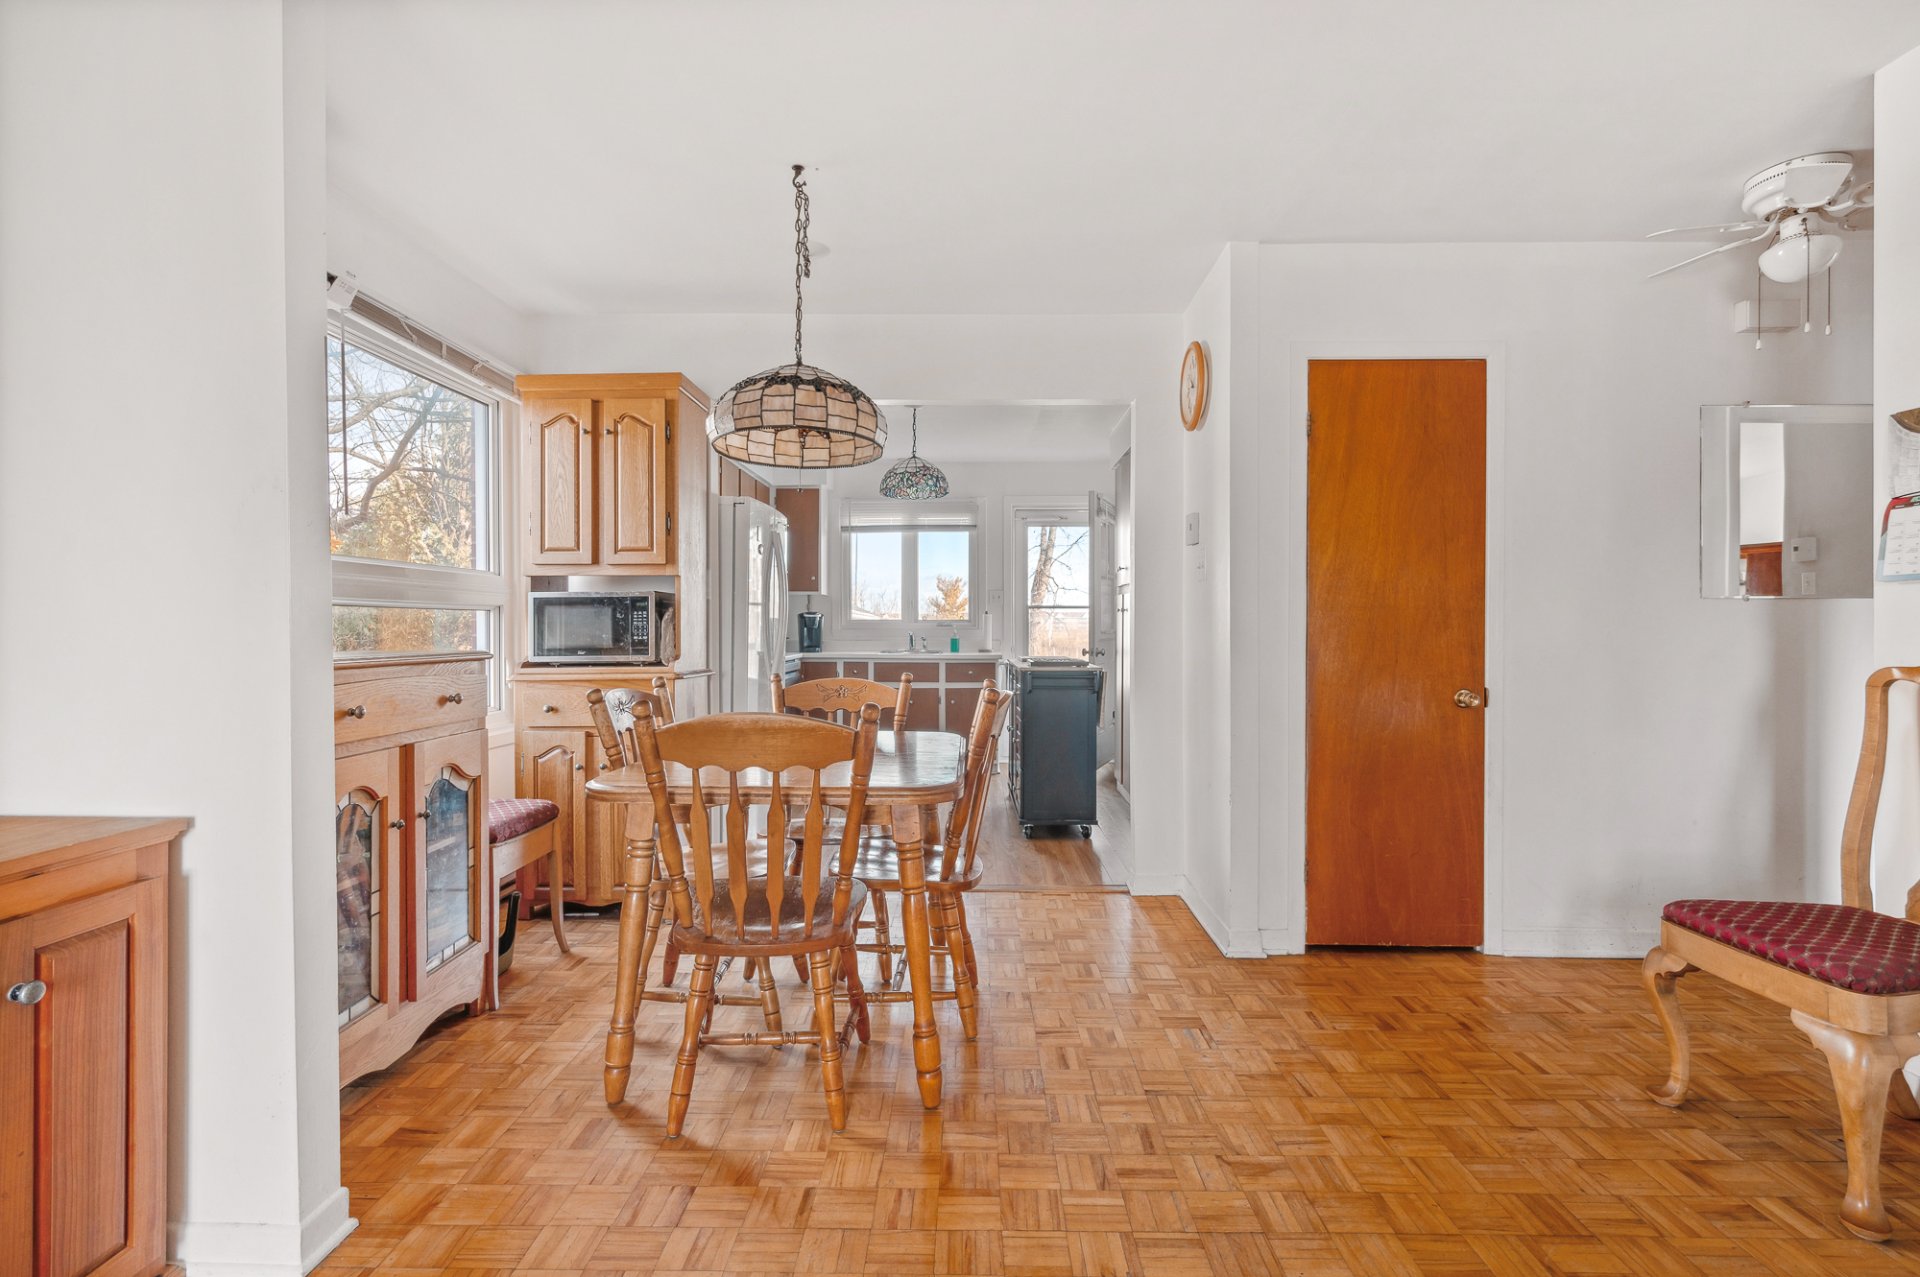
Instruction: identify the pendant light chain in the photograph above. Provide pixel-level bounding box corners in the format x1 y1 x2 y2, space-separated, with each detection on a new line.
793 165 811 367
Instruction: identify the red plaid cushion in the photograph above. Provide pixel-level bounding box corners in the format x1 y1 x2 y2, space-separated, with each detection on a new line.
1663 899 1920 995
487 797 559 845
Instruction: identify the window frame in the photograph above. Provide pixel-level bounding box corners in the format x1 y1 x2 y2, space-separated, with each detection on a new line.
834 498 984 637
1011 503 1094 659
327 313 512 707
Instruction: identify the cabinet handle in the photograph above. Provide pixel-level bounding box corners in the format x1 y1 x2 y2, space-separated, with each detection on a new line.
343 705 366 719
7 980 47 1006
605 427 615 435
599 762 609 771
417 810 430 821
543 704 558 713
445 691 464 705
575 763 585 772
390 818 406 830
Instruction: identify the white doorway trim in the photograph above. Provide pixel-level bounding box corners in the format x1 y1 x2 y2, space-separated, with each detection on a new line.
1275 342 1510 955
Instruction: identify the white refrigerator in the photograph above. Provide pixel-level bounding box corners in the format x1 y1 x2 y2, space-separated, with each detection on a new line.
716 495 789 713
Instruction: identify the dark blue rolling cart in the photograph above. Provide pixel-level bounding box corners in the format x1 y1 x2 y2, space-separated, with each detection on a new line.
1005 657 1105 838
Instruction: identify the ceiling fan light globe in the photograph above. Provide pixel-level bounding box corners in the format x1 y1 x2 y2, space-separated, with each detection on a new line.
1758 233 1842 284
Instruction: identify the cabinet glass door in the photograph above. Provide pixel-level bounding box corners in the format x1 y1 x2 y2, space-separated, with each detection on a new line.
421 765 479 972
335 789 384 1023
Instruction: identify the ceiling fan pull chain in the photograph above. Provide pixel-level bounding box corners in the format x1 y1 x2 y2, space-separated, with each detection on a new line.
1827 263 1835 336
1754 259 1763 351
1803 234 1812 333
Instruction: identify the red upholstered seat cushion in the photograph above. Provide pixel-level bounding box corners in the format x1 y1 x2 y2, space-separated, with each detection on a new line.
1662 899 1920 995
487 797 559 845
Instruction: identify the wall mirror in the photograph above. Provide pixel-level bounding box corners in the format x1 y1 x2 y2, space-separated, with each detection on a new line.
1700 404 1872 599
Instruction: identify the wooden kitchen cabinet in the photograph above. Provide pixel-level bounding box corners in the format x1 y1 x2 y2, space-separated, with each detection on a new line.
336 654 491 1086
512 668 710 907
774 486 825 592
0 816 185 1277
518 374 708 571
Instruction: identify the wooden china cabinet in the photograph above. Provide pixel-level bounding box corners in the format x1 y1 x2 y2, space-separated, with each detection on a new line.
334 653 491 1085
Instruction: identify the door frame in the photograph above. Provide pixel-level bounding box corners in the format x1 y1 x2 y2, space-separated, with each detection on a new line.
1277 342 1509 954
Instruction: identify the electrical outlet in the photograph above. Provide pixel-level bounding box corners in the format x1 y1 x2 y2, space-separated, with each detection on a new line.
1801 571 1817 596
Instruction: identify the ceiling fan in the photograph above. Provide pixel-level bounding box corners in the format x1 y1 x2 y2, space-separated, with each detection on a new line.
1647 151 1873 282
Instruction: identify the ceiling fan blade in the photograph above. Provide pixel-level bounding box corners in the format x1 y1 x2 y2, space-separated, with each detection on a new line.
1841 207 1874 232
1784 159 1853 209
1645 221 1767 239
1647 226 1776 279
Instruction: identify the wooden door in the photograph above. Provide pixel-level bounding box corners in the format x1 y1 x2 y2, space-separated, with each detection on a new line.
525 397 595 565
520 728 587 899
600 396 671 565
0 879 166 1277
412 729 488 996
774 487 822 591
1306 359 1485 946
335 748 405 1065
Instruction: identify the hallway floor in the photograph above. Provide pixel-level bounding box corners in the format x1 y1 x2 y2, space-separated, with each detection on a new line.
318 892 1920 1276
972 766 1130 890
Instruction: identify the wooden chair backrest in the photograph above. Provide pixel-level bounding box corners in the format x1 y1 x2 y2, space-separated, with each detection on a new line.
631 706 880 943
941 684 1013 882
586 681 675 770
774 673 913 728
1842 667 1920 919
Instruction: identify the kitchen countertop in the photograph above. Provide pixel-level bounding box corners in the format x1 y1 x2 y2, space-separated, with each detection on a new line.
787 650 1008 662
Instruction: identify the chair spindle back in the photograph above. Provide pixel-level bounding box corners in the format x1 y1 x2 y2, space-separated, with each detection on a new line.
1841 667 1920 919
630 706 881 943
774 673 913 729
940 684 1013 881
587 682 675 770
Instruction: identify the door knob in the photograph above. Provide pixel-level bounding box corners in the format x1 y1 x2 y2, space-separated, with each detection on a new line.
8 980 47 1005
1453 689 1484 709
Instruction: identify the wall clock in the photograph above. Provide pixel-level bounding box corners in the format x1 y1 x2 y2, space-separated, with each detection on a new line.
1180 340 1209 432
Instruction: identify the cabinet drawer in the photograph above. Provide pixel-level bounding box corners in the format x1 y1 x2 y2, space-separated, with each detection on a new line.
798 660 841 681
336 659 487 745
873 661 939 685
943 661 998 685
515 676 669 728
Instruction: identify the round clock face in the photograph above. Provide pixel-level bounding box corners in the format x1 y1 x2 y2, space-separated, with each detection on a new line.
1180 341 1207 431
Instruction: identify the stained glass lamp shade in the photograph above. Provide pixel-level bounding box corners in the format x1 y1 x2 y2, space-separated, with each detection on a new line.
880 407 949 500
708 165 887 469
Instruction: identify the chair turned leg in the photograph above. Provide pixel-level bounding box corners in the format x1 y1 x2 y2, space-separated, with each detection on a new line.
940 890 980 1041
1641 946 1694 1107
871 888 895 985
808 950 849 1132
666 954 717 1140
756 953 785 1037
637 879 668 1003
1892 1067 1920 1122
957 898 980 987
1791 1010 1920 1242
841 939 871 1044
545 848 571 954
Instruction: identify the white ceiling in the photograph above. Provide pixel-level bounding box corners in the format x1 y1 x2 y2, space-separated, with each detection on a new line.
326 0 1920 316
880 403 1129 465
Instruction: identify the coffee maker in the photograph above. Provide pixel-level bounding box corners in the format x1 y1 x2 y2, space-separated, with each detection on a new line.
798 610 824 652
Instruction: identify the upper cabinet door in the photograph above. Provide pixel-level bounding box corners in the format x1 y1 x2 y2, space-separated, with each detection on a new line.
599 397 672 565
525 397 595 565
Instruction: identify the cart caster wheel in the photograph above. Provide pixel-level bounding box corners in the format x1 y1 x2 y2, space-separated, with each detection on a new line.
1022 825 1035 838
1079 825 1092 838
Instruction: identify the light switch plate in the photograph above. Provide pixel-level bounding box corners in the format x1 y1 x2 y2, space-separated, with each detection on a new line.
1789 536 1818 562
1801 571 1817 596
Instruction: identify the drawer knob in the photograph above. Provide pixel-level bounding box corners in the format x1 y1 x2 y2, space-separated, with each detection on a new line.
343 705 367 719
543 704 558 714
7 980 47 1006
445 691 464 705
575 763 585 772
390 818 407 830
416 810 430 821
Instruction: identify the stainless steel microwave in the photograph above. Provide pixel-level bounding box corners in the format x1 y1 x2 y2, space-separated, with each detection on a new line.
528 591 663 664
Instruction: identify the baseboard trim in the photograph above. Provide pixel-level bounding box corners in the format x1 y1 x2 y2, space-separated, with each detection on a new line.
1501 927 1657 959
1128 872 1186 896
302 1187 356 1273
169 1220 303 1277
1259 927 1302 956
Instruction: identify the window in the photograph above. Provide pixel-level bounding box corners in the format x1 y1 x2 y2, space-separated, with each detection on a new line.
1022 514 1091 658
840 501 980 628
328 317 508 698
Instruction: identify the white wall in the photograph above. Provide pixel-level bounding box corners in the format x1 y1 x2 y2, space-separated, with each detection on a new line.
1246 241 1874 956
0 2 343 1272
529 313 1187 889
1873 45 1920 912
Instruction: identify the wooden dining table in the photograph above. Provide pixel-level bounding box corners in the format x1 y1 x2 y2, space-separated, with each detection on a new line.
585 727 967 1111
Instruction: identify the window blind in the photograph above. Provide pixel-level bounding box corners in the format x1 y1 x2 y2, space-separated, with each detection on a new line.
841 500 979 533
327 274 519 399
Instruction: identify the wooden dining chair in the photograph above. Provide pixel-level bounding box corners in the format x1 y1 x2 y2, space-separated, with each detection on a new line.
834 685 1009 1040
627 703 880 1136
773 671 913 729
1643 666 1920 1241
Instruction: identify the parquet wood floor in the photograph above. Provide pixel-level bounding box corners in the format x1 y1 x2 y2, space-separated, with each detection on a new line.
972 769 1129 890
317 892 1920 1276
